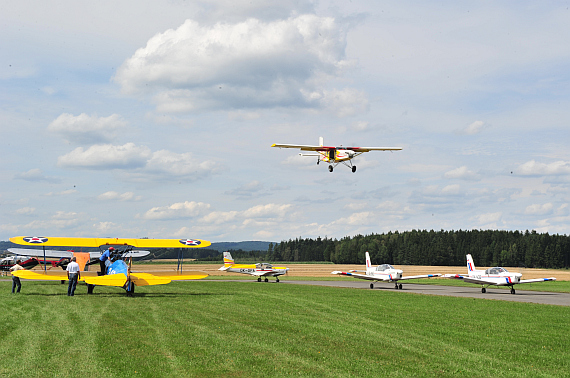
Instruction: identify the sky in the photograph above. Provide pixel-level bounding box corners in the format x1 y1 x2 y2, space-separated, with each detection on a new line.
2 1 570 243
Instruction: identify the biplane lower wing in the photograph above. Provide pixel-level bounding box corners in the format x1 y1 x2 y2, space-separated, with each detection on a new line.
9 236 211 249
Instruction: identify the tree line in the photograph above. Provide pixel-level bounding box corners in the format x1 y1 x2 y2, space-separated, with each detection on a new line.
266 230 570 268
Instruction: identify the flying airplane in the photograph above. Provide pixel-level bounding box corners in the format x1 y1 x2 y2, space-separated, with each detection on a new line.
332 252 441 289
218 252 289 282
9 236 211 296
271 137 402 172
443 254 556 294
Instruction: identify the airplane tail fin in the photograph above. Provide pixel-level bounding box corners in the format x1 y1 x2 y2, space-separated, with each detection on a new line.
319 137 324 147
365 251 372 272
466 254 476 273
223 252 234 267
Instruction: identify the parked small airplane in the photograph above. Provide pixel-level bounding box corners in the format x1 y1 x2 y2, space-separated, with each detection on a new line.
332 252 441 289
218 252 289 282
0 255 38 271
443 254 556 294
9 236 211 296
271 137 402 172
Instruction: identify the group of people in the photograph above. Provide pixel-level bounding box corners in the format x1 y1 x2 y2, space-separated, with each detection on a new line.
9 246 116 296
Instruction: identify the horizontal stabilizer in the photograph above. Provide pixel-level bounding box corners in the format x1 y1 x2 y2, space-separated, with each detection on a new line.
84 274 127 287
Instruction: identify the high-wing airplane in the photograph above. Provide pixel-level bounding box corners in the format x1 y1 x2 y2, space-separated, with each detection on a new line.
332 252 441 289
443 254 556 294
9 236 211 296
218 252 289 282
271 137 402 172
0 255 39 271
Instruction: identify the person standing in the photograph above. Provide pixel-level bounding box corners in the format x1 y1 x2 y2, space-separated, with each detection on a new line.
66 257 81 296
10 259 24 293
99 247 114 275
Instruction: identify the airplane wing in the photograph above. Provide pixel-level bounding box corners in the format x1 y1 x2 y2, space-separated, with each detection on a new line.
331 271 388 281
83 274 128 287
443 274 492 285
10 236 210 249
271 143 333 151
250 271 278 277
344 147 403 152
519 277 557 284
8 248 74 258
11 270 98 281
398 274 442 280
141 271 208 281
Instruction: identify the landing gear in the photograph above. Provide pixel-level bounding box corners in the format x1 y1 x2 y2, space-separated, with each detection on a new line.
481 287 486 293
394 283 399 289
125 281 135 297
399 284 402 290
510 288 516 295
87 284 95 294
257 277 262 282
264 278 269 282
328 165 333 172
352 166 356 173
370 283 374 289
276 277 280 283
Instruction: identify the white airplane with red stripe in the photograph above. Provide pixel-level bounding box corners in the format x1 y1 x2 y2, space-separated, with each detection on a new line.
332 252 441 289
443 254 556 294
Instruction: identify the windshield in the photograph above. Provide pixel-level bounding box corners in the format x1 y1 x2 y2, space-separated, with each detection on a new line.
488 267 508 274
375 264 394 272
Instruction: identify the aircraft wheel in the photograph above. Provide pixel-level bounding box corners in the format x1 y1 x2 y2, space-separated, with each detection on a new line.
394 283 399 290
264 278 269 282
369 283 374 289
481 287 486 293
328 165 333 172
352 166 356 173
87 284 95 294
126 282 135 297
511 288 515 295
257 277 262 282
399 284 403 290
276 277 280 283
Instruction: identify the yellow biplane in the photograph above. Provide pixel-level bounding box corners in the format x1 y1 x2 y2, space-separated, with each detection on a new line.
9 236 211 296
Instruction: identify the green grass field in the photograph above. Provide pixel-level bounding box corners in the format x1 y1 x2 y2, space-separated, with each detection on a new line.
1 280 568 377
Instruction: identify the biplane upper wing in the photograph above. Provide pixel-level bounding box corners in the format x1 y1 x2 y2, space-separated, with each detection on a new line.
9 236 211 249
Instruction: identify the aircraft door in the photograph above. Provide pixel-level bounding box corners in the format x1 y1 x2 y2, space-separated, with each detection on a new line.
328 149 336 161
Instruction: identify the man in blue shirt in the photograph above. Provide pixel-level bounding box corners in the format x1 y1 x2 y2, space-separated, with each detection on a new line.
99 247 115 275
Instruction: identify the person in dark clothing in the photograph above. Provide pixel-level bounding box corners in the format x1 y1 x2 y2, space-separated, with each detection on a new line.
99 247 114 275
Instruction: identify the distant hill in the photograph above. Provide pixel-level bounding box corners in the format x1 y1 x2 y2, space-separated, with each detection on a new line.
209 241 274 252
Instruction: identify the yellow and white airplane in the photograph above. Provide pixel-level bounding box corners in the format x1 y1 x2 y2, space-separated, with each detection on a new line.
9 236 210 296
271 137 402 172
332 252 441 289
218 252 289 282
444 254 556 294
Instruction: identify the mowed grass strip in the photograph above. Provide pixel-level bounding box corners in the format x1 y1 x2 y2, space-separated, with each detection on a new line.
0 280 568 377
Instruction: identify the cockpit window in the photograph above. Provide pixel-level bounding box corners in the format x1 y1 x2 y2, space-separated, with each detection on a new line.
375 264 394 271
487 267 508 274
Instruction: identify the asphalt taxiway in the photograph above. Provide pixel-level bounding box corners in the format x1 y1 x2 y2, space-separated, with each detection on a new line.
282 280 570 306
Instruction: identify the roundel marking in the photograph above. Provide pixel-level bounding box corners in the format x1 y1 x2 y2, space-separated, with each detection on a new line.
23 236 49 244
179 239 201 246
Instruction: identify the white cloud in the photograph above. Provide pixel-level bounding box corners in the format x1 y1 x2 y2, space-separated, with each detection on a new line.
142 201 211 220
199 203 292 225
473 212 502 224
225 181 266 198
144 150 220 177
461 121 486 135
517 160 570 176
444 166 480 180
114 15 361 114
44 189 77 197
15 207 35 215
14 168 60 183
524 203 553 215
48 113 127 144
57 143 152 170
97 191 142 202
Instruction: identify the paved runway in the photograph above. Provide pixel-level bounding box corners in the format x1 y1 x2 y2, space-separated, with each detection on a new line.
281 280 570 307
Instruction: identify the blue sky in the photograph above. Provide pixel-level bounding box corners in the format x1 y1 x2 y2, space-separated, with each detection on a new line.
2 1 570 242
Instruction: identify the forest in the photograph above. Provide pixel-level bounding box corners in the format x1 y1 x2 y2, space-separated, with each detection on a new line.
266 229 570 268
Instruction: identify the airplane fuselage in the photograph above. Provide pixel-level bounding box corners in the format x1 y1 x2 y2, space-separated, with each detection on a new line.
365 269 404 282
460 268 522 286
225 263 288 277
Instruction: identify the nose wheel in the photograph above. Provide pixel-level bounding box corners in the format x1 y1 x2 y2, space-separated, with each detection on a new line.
481 287 486 293
510 288 516 295
369 283 374 289
328 165 333 172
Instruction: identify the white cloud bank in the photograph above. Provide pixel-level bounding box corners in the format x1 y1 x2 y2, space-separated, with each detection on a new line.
517 160 570 176
48 113 127 144
115 15 365 115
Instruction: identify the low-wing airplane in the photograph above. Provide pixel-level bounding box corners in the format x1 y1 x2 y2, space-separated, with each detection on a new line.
9 236 211 296
271 137 402 172
443 254 556 294
332 252 441 289
218 252 289 282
